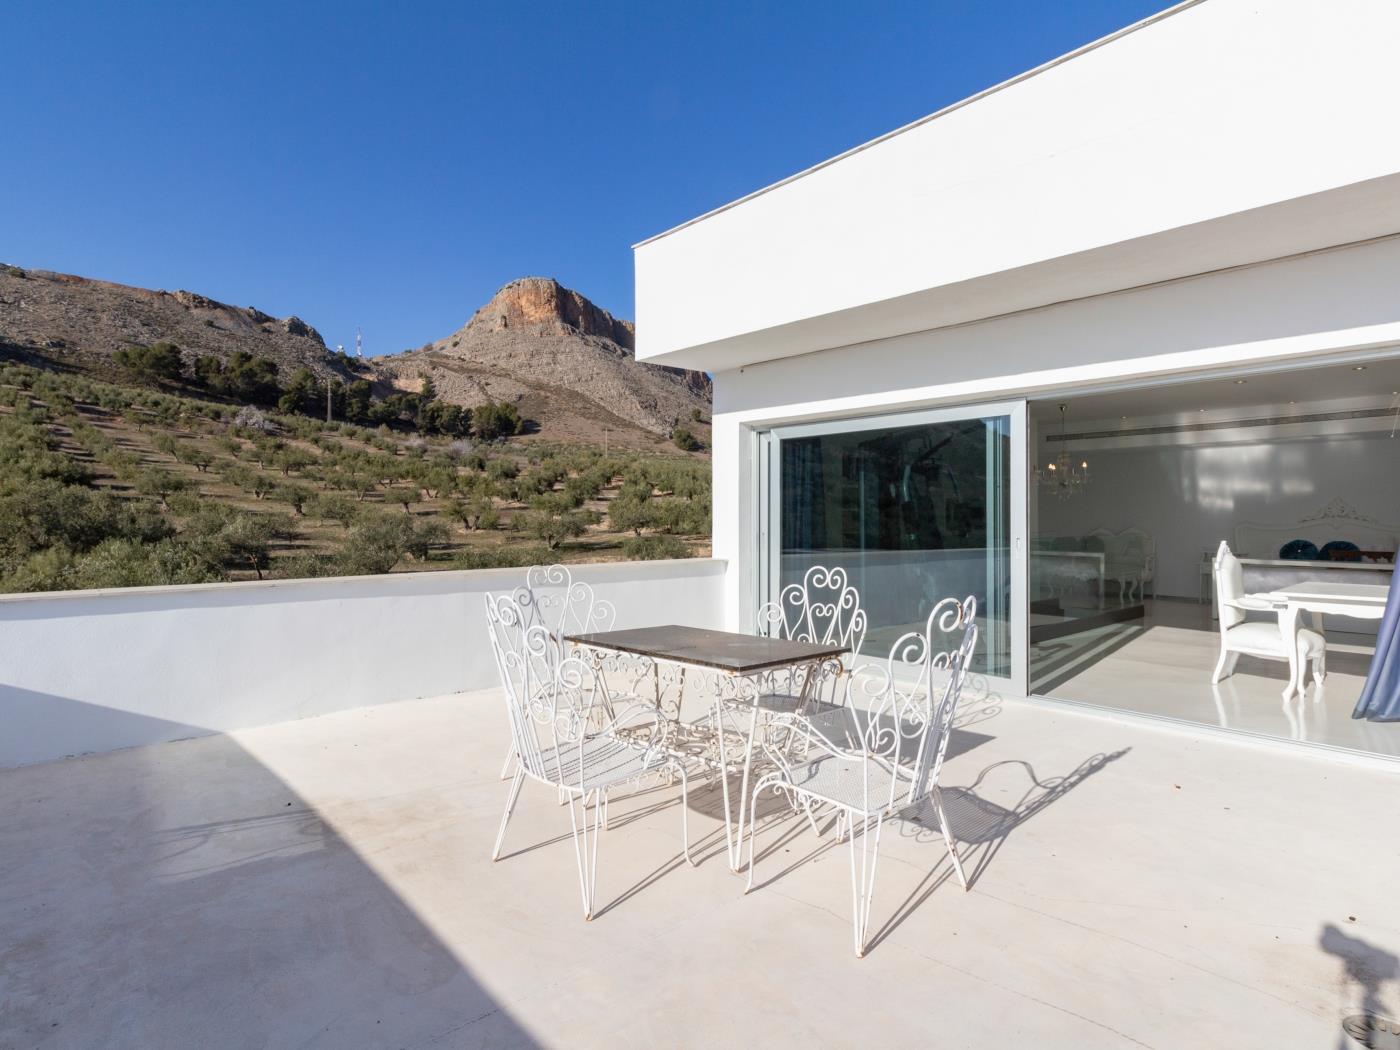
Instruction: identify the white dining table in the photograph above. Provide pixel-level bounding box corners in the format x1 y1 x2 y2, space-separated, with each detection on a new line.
1265 580 1390 700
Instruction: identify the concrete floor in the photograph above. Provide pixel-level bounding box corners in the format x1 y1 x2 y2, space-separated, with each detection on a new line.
3 687 1399 1050
1031 597 1400 757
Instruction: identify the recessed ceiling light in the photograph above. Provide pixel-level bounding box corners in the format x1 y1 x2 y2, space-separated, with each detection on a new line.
1354 365 1367 371
1234 379 1247 385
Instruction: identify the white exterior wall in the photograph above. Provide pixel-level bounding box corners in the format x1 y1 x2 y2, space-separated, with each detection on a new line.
0 560 726 768
635 0 1400 371
708 237 1400 629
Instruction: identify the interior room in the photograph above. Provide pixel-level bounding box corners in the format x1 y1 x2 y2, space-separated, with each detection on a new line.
1029 356 1400 757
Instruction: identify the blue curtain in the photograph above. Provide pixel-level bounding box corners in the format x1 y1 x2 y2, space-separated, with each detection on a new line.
1353 574 1400 721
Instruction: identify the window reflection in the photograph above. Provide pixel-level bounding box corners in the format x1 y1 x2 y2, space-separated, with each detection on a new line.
779 417 1011 676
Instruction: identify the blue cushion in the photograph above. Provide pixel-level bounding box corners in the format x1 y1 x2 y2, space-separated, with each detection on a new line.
1279 539 1319 560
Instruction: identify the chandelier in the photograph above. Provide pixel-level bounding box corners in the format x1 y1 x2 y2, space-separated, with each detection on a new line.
1035 403 1091 500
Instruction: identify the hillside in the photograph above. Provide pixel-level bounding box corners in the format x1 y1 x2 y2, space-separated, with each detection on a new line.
0 359 711 593
372 277 711 446
0 263 349 383
0 265 711 451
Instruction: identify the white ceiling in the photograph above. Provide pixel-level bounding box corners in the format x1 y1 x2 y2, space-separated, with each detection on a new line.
1032 354 1400 428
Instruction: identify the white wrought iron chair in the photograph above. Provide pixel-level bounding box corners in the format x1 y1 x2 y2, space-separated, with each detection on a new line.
1211 541 1325 692
745 595 979 957
497 564 619 780
753 565 868 716
486 591 693 920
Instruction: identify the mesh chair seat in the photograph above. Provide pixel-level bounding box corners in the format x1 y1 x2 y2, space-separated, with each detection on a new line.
533 735 670 793
780 752 913 817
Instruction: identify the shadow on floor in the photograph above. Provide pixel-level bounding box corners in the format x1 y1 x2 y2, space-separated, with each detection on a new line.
1321 922 1400 1050
863 747 1132 953
0 730 538 1050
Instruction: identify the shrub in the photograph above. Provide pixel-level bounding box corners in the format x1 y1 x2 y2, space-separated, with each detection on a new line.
271 553 334 579
670 426 701 452
270 483 312 515
307 492 360 528
179 507 290 580
0 479 172 566
608 492 653 536
452 544 552 570
114 342 184 385
134 468 191 508
622 534 690 560
473 401 523 441
651 495 710 536
402 517 449 561
335 514 412 575
199 352 281 405
515 507 591 550
1 538 221 592
444 495 498 531
485 457 519 481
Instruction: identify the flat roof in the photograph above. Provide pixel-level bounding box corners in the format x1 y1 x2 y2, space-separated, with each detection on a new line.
633 0 1201 250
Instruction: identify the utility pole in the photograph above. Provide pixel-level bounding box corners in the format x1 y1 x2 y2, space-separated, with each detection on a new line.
326 379 333 423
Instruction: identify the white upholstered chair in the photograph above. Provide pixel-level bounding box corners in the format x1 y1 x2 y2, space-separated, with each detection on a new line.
1211 541 1325 693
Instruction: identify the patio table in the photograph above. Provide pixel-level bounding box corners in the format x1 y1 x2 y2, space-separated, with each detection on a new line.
566 625 848 871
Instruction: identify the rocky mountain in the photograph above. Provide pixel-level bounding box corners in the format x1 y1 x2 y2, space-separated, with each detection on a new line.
0 263 349 382
0 265 711 448
371 277 710 442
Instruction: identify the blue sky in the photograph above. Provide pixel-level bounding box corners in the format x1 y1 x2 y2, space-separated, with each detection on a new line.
5 1 1165 357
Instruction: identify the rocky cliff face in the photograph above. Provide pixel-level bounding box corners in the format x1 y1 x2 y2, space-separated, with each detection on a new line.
0 264 345 381
373 277 711 439
470 277 636 349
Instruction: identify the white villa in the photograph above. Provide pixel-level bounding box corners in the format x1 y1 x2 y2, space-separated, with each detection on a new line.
635 0 1400 760
3 2 1399 1048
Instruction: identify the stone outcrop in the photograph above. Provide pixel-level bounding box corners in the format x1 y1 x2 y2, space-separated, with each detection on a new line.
470 277 636 349
279 315 324 345
373 277 711 440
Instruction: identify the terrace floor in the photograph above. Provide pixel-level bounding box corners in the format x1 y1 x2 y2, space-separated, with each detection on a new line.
3 687 1399 1049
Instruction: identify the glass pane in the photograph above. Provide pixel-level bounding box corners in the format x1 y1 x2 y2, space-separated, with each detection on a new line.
778 415 1011 676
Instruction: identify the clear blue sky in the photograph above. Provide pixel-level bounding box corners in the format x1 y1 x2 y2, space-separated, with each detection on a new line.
5 1 1166 357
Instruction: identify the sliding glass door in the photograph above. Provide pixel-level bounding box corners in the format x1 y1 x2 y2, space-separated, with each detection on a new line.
759 402 1026 690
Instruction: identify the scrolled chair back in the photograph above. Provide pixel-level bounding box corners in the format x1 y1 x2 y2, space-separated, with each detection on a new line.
849 595 979 811
758 564 868 655
522 563 617 655
485 587 600 786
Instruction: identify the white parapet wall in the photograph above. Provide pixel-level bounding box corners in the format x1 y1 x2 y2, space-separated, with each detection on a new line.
0 559 727 768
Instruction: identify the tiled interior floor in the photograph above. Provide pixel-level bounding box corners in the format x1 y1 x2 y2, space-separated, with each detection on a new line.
1030 597 1399 757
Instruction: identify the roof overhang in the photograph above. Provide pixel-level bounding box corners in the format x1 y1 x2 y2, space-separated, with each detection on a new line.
634 0 1400 373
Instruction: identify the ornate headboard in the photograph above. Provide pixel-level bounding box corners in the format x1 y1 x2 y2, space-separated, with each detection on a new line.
1234 498 1400 560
